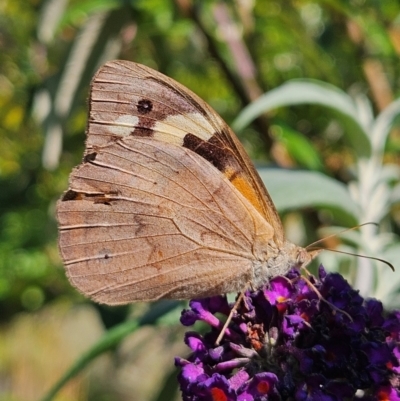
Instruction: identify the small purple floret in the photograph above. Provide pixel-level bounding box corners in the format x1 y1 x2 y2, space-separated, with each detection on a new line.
175 266 400 400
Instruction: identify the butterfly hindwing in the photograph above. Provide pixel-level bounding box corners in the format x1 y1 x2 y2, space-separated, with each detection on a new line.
57 136 275 303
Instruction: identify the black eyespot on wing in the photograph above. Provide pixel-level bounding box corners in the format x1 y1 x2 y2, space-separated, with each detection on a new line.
137 99 153 114
130 99 155 136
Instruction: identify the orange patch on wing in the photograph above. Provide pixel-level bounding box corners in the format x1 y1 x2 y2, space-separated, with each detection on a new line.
229 170 265 216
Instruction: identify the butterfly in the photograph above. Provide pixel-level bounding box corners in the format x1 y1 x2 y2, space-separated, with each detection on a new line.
56 60 320 305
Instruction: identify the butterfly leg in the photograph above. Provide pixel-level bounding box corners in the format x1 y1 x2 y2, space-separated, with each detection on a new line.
215 286 249 345
300 267 353 322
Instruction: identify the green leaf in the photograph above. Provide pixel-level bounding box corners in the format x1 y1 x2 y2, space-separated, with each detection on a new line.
374 242 400 307
233 80 372 158
257 168 359 223
271 124 326 172
40 300 180 401
371 98 400 154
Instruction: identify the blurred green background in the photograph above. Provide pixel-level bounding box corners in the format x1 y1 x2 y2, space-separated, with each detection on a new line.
1 0 400 400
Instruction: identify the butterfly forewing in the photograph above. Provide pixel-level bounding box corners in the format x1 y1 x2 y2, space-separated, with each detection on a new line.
86 61 285 243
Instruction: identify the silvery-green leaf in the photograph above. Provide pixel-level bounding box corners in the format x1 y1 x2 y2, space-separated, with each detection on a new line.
257 168 359 222
233 80 371 157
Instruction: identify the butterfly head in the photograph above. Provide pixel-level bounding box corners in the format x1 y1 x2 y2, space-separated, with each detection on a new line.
295 246 321 269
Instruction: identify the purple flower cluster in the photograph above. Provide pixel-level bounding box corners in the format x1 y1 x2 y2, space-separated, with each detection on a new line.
175 266 400 401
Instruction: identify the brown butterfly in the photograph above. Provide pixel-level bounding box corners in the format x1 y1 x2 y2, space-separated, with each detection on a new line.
56 60 320 304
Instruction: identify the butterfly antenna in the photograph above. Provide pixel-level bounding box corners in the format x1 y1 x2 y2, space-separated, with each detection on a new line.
305 222 394 271
307 246 395 272
305 222 378 249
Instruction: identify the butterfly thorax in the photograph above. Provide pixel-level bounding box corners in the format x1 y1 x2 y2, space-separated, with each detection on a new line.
251 240 312 289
